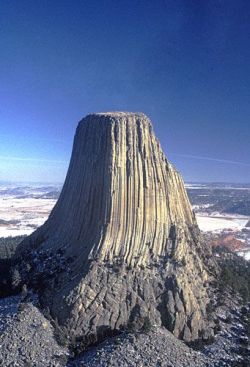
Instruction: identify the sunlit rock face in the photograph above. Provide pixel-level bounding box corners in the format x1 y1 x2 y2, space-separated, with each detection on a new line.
19 112 214 347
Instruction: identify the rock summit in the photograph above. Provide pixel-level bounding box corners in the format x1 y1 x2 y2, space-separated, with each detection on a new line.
18 112 214 348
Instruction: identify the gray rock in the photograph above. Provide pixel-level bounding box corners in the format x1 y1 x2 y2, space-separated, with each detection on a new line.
67 327 209 367
16 112 215 350
0 298 68 366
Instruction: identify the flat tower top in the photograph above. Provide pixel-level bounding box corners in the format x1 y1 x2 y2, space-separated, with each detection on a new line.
87 111 147 118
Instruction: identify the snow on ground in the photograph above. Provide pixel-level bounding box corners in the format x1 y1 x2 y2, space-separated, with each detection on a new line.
185 184 208 189
185 183 250 190
192 204 213 210
0 189 57 238
0 228 34 238
196 213 249 232
236 249 250 261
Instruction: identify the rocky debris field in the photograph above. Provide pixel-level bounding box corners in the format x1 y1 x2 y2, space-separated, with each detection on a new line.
67 328 209 367
0 296 68 367
203 306 249 366
0 295 20 334
67 299 250 367
0 293 249 367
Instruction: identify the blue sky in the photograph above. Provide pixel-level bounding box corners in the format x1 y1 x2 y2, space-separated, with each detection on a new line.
0 0 249 183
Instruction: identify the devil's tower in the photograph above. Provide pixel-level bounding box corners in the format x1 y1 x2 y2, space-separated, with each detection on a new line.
19 112 213 346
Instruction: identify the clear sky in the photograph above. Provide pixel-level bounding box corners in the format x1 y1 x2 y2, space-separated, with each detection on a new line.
0 0 249 183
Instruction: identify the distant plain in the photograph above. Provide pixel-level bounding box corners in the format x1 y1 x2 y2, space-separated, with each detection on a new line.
0 182 249 257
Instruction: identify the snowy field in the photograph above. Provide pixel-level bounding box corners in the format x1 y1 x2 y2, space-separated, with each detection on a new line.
196 213 249 232
0 182 249 243
186 183 250 190
236 250 250 261
0 183 59 238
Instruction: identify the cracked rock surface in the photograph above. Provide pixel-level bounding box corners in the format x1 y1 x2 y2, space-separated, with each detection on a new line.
16 112 215 348
0 293 249 366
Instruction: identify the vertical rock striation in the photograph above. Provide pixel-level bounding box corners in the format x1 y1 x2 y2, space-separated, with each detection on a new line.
18 112 214 347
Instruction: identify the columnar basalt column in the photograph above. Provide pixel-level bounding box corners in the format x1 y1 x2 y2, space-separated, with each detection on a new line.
18 112 214 347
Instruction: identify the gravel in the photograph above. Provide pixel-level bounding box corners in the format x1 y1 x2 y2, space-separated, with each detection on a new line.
0 293 249 367
67 328 210 367
0 297 68 367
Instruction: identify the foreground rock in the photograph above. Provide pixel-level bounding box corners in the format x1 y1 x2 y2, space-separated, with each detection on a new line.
0 297 68 367
0 293 249 367
68 327 209 367
16 112 215 349
67 286 250 367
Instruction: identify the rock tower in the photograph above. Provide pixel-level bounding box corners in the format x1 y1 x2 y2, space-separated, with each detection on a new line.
18 112 213 347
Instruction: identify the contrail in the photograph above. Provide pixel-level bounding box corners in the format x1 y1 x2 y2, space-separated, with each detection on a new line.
0 155 67 165
1 153 249 167
171 153 250 167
